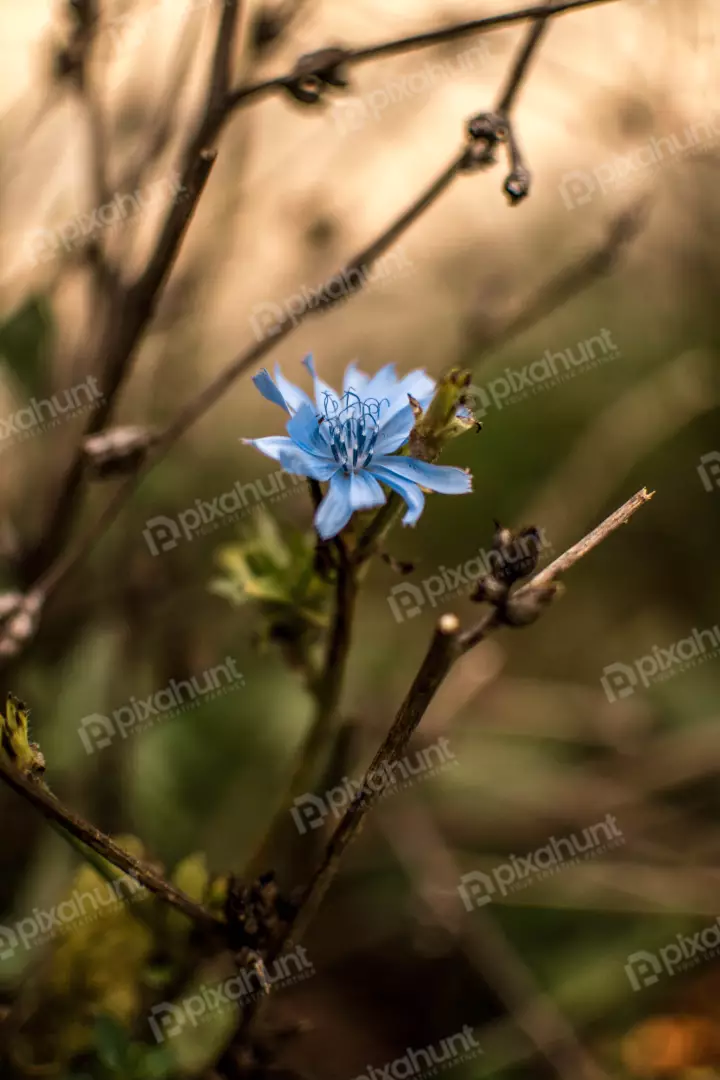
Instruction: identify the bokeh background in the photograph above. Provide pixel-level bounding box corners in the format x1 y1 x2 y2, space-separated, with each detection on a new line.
1 0 720 1077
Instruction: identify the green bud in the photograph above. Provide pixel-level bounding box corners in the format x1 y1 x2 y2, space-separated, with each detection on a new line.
0 693 45 779
410 368 480 460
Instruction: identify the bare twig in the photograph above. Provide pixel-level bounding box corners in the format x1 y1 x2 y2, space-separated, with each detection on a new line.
458 487 652 651
246 541 359 879
0 756 223 931
21 0 242 584
226 0 621 110
519 487 654 589
496 13 551 113
286 488 653 942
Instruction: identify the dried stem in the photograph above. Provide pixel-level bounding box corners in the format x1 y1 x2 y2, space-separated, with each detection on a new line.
246 540 359 879
0 756 222 932
282 487 653 948
226 0 621 109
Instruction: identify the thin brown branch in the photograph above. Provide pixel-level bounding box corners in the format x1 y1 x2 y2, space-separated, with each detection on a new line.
21 0 241 585
208 0 241 112
521 486 655 589
287 613 462 943
225 0 621 111
496 14 551 114
284 488 653 944
245 543 359 880
0 756 223 931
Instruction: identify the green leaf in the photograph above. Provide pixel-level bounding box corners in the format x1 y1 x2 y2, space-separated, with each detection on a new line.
93 1013 132 1073
0 294 53 399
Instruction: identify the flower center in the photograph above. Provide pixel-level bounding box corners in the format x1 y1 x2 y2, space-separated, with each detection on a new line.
319 389 388 472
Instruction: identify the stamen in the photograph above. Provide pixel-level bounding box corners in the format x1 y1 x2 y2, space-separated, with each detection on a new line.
318 387 390 471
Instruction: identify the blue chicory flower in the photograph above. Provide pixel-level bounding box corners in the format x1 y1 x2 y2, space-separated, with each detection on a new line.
243 355 472 540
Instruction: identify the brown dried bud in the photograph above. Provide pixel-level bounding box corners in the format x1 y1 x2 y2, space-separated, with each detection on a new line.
504 167 531 205
501 583 559 627
284 47 350 105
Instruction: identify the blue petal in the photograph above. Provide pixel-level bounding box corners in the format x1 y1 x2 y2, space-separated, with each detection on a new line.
278 445 339 481
371 455 472 495
364 363 398 403
252 370 291 413
374 403 415 455
381 369 436 422
314 472 354 539
343 361 370 396
242 435 296 462
365 461 425 526
273 364 314 415
286 403 335 459
398 370 436 401
347 470 386 511
302 353 341 414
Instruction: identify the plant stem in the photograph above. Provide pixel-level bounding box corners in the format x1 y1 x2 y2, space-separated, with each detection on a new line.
245 544 359 880
0 756 222 931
